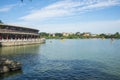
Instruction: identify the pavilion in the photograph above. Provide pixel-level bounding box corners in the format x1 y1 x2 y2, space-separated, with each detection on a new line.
0 24 45 46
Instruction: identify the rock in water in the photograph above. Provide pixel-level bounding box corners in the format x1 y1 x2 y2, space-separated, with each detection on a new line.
0 58 22 74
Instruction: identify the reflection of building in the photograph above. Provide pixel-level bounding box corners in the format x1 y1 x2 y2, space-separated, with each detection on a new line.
0 24 45 46
0 44 40 55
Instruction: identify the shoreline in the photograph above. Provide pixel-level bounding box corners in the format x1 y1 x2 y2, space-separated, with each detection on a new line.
0 38 45 47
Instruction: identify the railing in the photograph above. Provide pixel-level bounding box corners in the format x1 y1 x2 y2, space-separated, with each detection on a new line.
0 38 45 46
0 29 38 35
0 38 45 42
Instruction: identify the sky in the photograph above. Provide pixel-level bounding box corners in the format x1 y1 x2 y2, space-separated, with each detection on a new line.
0 0 120 34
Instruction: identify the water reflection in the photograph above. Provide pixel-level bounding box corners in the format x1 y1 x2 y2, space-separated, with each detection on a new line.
0 44 41 55
0 70 22 80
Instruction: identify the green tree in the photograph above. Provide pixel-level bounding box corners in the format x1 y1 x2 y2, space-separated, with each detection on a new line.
75 32 80 35
99 33 106 38
39 32 49 38
55 33 62 37
114 32 120 38
115 32 119 35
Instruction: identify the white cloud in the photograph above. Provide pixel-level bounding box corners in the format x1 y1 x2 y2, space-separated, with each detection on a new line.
36 20 120 33
0 4 16 12
20 0 120 21
10 20 120 33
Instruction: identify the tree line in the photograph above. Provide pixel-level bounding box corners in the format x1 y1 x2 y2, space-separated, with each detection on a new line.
39 32 120 39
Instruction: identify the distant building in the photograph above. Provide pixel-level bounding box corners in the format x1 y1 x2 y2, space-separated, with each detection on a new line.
52 33 55 37
76 32 81 35
49 33 55 37
82 32 91 37
69 32 74 35
62 32 69 37
91 34 97 37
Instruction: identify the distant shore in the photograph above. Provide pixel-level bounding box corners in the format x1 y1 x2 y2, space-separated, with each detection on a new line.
39 32 120 39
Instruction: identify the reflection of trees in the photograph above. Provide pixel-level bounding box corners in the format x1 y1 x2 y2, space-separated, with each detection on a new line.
0 44 41 56
0 70 22 79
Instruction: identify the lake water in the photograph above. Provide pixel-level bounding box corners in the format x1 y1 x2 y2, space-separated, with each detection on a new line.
0 39 120 80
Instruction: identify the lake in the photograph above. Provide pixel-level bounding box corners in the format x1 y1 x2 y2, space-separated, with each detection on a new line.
0 39 120 80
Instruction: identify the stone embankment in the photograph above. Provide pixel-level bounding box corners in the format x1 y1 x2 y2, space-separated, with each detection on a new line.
0 58 21 73
0 38 45 46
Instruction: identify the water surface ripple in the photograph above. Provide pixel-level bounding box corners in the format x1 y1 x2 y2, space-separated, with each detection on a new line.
0 39 120 80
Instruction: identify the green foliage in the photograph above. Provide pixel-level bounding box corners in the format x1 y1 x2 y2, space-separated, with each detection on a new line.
39 32 49 38
113 32 120 38
39 32 120 39
55 33 63 37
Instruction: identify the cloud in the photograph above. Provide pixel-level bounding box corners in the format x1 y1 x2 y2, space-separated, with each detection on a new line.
20 0 120 21
0 2 27 12
0 4 16 12
10 20 120 33
35 20 120 33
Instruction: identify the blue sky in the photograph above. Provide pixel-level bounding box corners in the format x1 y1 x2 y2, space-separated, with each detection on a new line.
0 0 120 33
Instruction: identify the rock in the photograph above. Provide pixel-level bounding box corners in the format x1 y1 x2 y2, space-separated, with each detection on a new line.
0 58 22 74
3 66 10 73
5 59 12 64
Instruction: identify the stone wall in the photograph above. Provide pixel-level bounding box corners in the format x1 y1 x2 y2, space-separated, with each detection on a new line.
0 38 45 46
